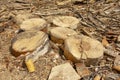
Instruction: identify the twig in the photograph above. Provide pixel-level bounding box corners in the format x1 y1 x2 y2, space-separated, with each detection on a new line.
0 8 6 14
87 64 111 69
15 0 28 4
34 9 70 16
14 7 31 10
69 6 96 28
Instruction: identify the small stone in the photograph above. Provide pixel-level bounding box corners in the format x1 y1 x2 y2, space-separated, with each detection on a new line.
20 18 47 31
52 16 79 29
95 67 99 72
48 63 80 80
75 63 91 77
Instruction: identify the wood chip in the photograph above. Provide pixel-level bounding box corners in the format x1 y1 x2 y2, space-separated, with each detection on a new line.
11 31 49 57
20 18 47 31
102 36 109 47
52 16 79 29
94 75 101 80
75 63 91 77
50 27 77 44
64 35 104 63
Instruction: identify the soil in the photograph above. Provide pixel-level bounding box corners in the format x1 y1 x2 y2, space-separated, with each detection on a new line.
0 0 120 80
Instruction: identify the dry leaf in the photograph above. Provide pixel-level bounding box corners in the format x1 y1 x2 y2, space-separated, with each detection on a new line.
113 65 120 72
102 36 109 47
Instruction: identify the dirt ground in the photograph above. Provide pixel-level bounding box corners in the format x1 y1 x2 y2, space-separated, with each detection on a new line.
0 0 120 80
